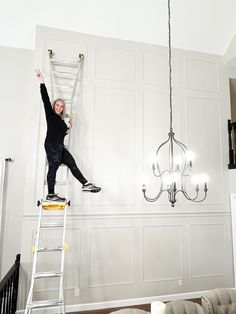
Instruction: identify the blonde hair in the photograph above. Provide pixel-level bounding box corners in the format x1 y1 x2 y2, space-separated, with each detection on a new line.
52 98 66 119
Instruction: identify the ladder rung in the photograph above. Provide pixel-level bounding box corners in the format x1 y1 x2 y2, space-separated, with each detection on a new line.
52 70 77 79
37 246 63 252
28 299 63 309
53 83 73 89
63 98 72 104
51 59 80 68
40 223 64 229
34 272 63 279
42 203 66 211
56 181 67 185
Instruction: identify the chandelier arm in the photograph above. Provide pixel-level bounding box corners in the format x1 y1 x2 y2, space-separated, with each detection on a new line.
172 137 188 151
143 188 165 202
153 169 170 178
153 171 162 178
181 189 199 201
181 173 208 202
179 175 199 201
190 192 208 202
155 136 170 156
154 136 171 176
180 188 208 202
173 137 192 176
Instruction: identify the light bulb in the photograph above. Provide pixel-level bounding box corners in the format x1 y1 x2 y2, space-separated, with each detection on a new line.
185 150 195 161
192 173 209 185
191 174 201 185
142 184 146 192
200 173 209 183
174 155 182 165
172 172 180 182
163 173 171 186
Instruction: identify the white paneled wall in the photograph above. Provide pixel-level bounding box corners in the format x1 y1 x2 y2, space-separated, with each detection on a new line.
19 26 233 311
0 47 33 279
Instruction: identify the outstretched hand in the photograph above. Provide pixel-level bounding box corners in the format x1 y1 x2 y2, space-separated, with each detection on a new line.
35 69 44 83
68 113 77 128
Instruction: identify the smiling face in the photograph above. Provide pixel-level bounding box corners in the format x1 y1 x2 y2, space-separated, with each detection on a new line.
53 99 65 116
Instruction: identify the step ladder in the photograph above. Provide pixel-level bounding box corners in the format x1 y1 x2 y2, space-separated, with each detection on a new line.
24 50 84 314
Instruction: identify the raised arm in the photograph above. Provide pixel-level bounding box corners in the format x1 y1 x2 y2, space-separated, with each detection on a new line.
35 69 53 115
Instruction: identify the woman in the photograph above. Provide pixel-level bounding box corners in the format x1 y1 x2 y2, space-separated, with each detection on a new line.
35 69 101 202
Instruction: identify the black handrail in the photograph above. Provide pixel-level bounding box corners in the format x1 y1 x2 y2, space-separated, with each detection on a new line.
0 254 20 314
228 119 236 169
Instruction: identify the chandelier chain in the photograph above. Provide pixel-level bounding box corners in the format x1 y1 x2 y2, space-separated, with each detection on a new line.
168 0 173 132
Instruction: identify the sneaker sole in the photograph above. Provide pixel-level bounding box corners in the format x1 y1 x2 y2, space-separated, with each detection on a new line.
45 199 66 203
82 189 101 193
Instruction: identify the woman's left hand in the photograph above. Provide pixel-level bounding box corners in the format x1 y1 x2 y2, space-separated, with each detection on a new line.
69 113 77 128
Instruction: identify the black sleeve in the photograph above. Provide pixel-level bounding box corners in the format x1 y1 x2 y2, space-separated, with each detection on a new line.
40 83 53 116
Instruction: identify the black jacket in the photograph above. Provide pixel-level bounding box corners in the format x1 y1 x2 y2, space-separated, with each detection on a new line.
40 83 68 144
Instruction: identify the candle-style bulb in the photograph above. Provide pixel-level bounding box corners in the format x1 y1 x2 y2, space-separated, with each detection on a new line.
195 184 199 192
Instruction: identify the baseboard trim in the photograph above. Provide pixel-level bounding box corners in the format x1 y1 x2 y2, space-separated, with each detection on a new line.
16 290 209 313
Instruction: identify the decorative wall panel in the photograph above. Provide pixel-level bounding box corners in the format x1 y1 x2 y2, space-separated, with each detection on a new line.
88 227 135 287
185 58 219 92
92 87 135 205
143 53 179 87
143 225 183 282
95 46 136 82
190 223 227 278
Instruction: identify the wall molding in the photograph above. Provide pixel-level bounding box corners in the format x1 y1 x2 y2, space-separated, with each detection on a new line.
21 211 231 220
16 289 214 313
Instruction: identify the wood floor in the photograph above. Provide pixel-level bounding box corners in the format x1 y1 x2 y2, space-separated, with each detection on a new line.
69 304 150 314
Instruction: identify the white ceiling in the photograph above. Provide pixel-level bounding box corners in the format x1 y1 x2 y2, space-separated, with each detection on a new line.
1 0 236 55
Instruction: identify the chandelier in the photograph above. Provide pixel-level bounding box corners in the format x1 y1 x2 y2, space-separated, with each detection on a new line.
142 0 208 207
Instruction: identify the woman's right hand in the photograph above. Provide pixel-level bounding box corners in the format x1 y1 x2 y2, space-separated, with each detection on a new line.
35 69 44 83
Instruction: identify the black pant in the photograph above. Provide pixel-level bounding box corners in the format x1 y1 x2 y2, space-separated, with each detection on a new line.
45 141 87 194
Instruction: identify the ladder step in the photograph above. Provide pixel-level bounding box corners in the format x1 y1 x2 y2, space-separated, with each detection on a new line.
28 299 63 309
42 202 66 211
34 272 63 279
37 246 63 252
51 59 80 68
53 83 73 89
64 98 72 104
52 70 77 79
40 223 64 229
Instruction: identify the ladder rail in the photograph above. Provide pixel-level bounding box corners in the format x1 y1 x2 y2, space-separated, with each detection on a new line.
69 57 83 104
24 204 43 313
48 52 84 108
58 166 69 308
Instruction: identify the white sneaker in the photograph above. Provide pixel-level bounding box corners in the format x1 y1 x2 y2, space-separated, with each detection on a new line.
82 183 101 193
46 194 66 202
